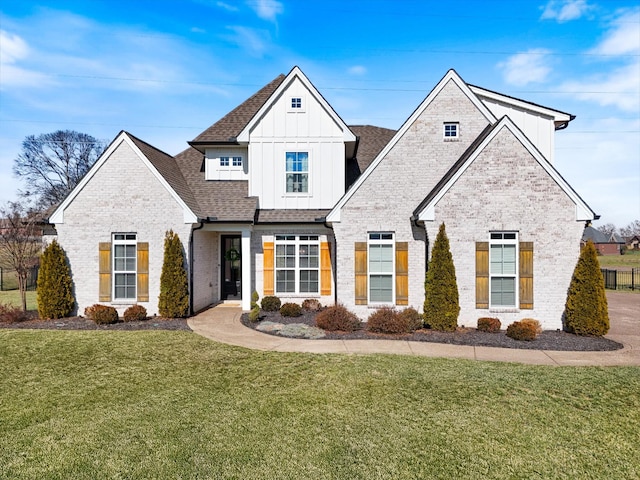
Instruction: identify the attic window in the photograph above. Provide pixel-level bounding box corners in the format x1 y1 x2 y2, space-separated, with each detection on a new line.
288 96 305 112
444 123 459 140
219 156 242 168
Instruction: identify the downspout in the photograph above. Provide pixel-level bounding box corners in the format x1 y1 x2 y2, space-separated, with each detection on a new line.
189 220 205 315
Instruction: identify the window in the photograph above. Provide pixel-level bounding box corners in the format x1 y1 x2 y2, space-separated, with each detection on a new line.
285 152 309 193
368 233 394 303
220 156 242 168
291 97 302 109
489 232 518 307
113 233 137 300
444 123 458 139
275 235 319 294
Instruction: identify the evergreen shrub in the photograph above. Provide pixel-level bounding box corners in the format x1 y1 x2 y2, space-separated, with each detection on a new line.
315 305 361 332
280 302 302 317
564 240 609 336
36 239 75 319
158 230 189 318
424 223 460 331
123 305 147 322
477 317 501 333
261 296 281 312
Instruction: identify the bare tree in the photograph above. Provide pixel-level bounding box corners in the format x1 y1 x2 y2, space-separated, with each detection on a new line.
620 220 640 238
596 223 617 238
13 130 106 208
0 201 42 312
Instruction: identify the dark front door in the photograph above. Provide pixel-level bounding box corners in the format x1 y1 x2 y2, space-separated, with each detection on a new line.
221 235 241 301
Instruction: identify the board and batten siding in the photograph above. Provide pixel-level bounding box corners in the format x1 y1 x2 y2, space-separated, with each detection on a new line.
204 146 249 181
247 76 347 209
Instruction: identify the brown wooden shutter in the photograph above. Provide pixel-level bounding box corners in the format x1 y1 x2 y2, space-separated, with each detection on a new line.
320 242 331 296
99 242 111 302
395 242 409 306
137 242 149 302
475 242 489 309
354 242 368 305
263 242 274 296
519 242 534 309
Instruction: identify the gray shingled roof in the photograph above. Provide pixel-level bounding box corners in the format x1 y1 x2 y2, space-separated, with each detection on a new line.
173 145 258 221
127 133 201 217
190 74 286 144
582 226 625 244
256 209 330 223
347 125 396 187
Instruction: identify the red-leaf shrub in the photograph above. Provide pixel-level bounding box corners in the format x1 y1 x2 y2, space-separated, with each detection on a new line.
315 304 361 332
84 304 119 325
0 303 31 323
506 320 539 341
477 317 501 333
123 305 147 322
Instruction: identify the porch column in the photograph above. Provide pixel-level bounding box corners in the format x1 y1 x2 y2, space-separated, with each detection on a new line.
241 229 252 311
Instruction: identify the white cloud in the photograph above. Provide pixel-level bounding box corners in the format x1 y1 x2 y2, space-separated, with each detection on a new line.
223 26 270 56
498 49 552 86
540 0 593 22
216 1 239 12
589 7 640 56
348 65 367 76
0 30 29 63
249 0 284 21
0 30 51 88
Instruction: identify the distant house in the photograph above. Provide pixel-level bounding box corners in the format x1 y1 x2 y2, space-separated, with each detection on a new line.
626 235 640 251
45 67 598 330
582 227 625 255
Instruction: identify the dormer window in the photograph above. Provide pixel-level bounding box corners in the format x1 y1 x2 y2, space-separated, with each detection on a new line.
220 156 242 168
444 122 459 140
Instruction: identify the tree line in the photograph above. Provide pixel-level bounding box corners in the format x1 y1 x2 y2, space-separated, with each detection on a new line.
597 220 640 239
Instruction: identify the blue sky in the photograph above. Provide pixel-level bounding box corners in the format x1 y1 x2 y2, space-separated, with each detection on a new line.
1 0 638 227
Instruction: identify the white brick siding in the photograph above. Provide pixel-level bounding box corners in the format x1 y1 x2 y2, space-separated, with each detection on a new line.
53 141 193 316
192 230 219 312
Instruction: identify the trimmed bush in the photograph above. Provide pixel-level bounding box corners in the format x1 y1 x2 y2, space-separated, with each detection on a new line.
251 291 260 310
564 240 609 336
315 305 361 332
280 302 302 317
158 230 189 318
248 308 261 323
84 304 119 325
424 223 460 331
0 303 31 323
506 321 538 341
399 307 423 332
36 239 75 319
477 317 501 333
123 305 147 322
520 318 542 335
302 298 322 311
261 296 281 312
366 307 408 334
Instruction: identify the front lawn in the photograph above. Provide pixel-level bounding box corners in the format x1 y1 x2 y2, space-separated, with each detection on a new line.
0 290 37 311
1 330 639 479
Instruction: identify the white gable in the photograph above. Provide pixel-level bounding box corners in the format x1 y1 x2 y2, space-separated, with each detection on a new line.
49 132 197 224
415 116 596 222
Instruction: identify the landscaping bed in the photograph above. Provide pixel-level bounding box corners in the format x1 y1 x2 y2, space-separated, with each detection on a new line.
241 310 623 352
0 315 191 331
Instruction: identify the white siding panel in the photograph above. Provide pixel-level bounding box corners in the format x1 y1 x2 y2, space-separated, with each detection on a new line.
205 147 249 181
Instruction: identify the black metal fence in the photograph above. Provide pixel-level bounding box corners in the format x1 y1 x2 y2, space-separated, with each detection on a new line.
0 266 39 291
601 268 639 291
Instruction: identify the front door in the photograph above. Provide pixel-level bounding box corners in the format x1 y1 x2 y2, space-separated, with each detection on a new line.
221 235 242 301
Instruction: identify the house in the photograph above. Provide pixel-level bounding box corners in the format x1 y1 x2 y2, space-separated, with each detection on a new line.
46 67 597 330
581 226 625 255
626 235 640 251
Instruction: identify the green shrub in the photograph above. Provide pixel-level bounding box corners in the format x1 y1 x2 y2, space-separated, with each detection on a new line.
261 296 281 312
280 302 302 317
248 308 261 323
36 239 75 319
302 298 322 311
0 303 31 323
251 291 260 310
84 304 119 325
399 307 423 331
477 317 501 333
506 321 538 341
158 230 189 318
564 240 609 336
424 223 460 331
123 305 147 322
315 305 361 332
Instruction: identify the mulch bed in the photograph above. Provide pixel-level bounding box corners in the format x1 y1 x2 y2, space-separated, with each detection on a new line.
242 310 623 352
0 314 191 331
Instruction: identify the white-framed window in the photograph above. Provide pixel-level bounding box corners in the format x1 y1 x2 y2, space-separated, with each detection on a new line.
291 97 302 109
275 235 320 294
444 122 459 139
285 152 309 193
288 96 305 112
113 233 137 300
368 232 394 303
220 156 242 168
490 232 518 307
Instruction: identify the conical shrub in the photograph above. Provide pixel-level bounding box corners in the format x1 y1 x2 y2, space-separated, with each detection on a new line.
424 223 460 331
37 239 75 319
564 240 609 336
158 230 189 318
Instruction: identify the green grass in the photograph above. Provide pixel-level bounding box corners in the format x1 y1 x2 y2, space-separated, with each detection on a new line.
0 290 37 310
1 331 639 479
598 250 640 268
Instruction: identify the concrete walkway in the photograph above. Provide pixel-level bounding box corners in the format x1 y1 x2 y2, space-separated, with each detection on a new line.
188 294 640 366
